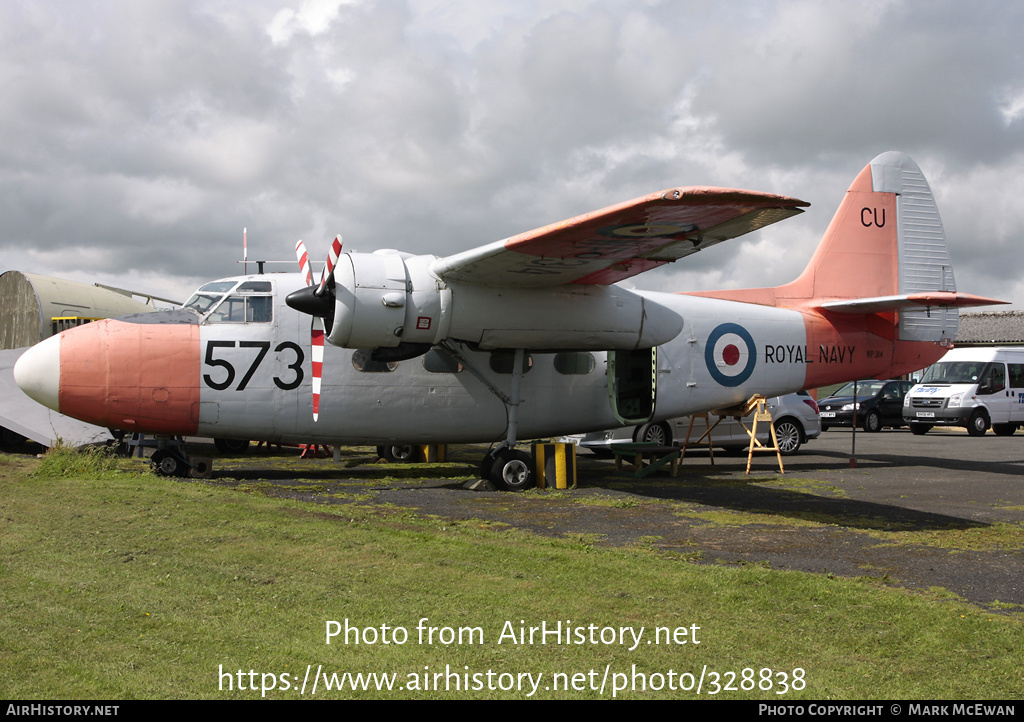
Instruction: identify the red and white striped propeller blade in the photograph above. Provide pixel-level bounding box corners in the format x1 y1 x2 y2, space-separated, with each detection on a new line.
295 239 314 287
317 235 344 297
294 237 342 422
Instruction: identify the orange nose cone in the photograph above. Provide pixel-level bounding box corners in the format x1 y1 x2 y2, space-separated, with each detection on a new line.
52 318 201 435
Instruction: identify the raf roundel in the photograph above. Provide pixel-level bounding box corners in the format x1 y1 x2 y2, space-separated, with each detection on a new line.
704 322 757 387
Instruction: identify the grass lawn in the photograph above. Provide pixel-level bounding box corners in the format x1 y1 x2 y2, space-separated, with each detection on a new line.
0 449 1020 699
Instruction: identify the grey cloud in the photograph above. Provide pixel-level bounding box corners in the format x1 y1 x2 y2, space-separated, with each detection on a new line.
0 0 1019 309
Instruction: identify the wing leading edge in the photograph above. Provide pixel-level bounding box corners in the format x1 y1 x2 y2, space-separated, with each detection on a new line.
432 187 809 288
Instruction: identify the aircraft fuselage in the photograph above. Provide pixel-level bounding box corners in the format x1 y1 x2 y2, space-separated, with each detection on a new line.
19 269 939 446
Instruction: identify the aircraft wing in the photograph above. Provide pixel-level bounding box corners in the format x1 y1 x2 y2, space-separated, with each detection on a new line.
431 187 809 287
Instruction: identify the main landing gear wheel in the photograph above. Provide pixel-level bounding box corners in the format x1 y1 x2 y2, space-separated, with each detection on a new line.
482 448 535 491
377 445 416 463
909 424 932 436
151 449 188 477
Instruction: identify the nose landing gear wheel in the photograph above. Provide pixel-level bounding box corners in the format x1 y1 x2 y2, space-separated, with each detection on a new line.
150 449 188 477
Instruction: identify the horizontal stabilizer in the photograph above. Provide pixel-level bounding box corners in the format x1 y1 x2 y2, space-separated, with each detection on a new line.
818 292 1008 314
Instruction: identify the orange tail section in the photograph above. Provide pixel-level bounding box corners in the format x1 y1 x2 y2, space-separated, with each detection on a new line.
782 155 903 304
691 152 1005 383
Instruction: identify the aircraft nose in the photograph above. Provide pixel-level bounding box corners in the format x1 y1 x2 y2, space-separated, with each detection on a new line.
14 334 61 411
16 316 202 435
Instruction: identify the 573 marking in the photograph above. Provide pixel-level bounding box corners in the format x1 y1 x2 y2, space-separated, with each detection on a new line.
203 341 305 391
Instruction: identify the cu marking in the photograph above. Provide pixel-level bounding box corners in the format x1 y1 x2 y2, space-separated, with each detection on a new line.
861 207 886 227
704 323 757 387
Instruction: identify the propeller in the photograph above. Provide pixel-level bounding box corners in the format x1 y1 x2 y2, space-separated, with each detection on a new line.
291 235 343 421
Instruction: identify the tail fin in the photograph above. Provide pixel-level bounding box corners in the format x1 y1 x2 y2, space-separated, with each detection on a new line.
688 152 1005 383
777 151 1002 344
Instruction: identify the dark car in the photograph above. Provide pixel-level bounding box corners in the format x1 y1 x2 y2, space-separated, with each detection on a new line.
818 379 915 432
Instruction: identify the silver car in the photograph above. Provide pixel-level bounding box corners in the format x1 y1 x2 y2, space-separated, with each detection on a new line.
576 391 822 456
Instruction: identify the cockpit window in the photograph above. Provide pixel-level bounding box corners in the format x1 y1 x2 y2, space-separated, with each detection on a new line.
184 280 274 324
183 293 222 314
236 281 272 293
198 281 237 293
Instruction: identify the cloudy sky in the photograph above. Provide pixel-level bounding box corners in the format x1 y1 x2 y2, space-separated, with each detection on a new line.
2 0 1022 309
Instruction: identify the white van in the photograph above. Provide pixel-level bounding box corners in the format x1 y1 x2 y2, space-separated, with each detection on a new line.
903 347 1024 436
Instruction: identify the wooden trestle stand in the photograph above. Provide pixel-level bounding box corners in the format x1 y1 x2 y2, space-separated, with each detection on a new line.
680 394 784 475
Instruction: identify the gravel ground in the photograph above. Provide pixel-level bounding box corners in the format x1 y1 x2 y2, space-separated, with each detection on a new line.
207 427 1024 610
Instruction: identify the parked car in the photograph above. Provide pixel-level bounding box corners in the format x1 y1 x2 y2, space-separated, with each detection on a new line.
576 391 821 456
818 379 914 432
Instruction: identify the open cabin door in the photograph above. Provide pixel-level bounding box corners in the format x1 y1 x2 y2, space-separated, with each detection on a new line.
608 347 658 425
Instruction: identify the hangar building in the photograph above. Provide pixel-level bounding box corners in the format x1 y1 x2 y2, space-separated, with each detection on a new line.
0 271 170 446
0 270 157 349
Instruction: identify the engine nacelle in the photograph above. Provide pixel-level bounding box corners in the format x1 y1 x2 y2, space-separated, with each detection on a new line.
326 251 683 351
328 251 431 349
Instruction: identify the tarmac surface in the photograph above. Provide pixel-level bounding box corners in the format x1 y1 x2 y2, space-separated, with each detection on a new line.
211 426 1024 611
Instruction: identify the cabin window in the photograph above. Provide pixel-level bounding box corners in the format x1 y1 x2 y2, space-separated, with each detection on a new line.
423 349 463 374
554 352 595 375
352 349 398 372
489 350 533 374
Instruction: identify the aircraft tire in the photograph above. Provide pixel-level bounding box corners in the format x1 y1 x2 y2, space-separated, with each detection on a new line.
909 423 931 436
151 449 187 477
380 445 416 463
489 449 535 492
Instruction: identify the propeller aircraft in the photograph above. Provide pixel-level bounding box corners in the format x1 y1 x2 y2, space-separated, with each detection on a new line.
14 152 1006 489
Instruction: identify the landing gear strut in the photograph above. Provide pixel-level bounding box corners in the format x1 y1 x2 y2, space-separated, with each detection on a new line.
484 348 535 491
439 343 537 491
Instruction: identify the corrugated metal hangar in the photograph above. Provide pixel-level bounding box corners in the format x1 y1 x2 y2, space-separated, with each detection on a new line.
0 270 157 349
0 271 169 447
